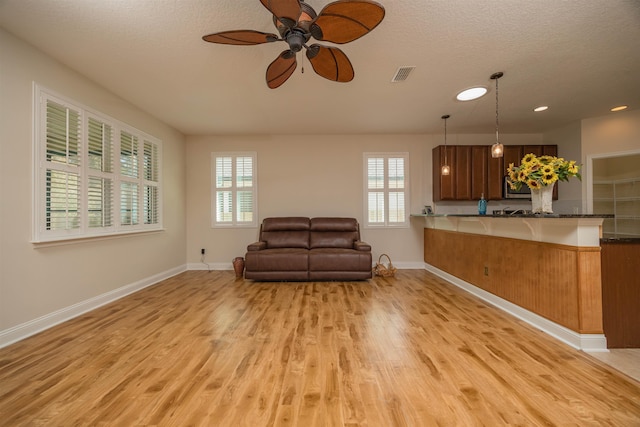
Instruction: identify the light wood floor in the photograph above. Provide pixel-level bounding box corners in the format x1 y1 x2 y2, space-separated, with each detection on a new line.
1 270 639 426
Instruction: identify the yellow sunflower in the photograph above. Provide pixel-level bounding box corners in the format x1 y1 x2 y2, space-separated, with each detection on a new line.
542 171 558 185
527 179 541 189
521 153 537 166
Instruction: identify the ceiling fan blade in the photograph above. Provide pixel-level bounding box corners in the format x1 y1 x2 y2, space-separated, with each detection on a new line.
266 50 298 89
260 0 302 29
312 0 385 44
305 44 354 83
203 30 279 45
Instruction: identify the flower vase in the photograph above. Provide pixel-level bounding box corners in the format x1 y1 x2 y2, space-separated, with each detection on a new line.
531 183 555 213
232 257 245 278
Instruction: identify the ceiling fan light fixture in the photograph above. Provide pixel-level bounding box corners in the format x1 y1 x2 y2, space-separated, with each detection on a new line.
456 86 488 101
490 71 504 158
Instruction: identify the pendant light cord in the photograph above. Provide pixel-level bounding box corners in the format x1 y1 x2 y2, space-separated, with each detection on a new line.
495 76 499 143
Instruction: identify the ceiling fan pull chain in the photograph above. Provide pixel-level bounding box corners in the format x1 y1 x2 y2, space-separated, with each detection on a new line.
301 52 305 74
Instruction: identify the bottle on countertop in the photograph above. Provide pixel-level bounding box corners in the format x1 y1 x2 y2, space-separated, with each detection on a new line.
478 193 487 215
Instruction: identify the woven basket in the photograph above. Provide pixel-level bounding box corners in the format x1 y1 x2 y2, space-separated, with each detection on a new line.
373 253 396 277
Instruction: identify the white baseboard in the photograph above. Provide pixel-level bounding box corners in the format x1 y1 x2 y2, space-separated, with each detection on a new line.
424 263 608 352
0 264 187 349
187 262 231 271
187 261 427 271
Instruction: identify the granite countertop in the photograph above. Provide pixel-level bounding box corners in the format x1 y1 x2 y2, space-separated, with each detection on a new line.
600 237 640 243
412 213 614 219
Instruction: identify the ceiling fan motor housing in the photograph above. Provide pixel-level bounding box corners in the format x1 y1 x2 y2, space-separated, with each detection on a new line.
274 1 318 48
286 30 309 52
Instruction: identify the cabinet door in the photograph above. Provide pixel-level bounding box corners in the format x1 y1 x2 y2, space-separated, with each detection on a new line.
487 147 504 200
503 145 524 176
542 145 557 157
524 145 543 157
455 146 472 200
471 145 489 200
433 145 456 201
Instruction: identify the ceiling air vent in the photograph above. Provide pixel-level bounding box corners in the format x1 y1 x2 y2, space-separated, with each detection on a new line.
391 66 415 82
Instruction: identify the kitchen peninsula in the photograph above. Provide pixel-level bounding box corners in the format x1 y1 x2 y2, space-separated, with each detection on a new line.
414 213 611 351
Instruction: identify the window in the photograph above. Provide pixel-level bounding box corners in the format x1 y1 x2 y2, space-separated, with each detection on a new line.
212 152 257 227
364 153 409 227
33 85 162 242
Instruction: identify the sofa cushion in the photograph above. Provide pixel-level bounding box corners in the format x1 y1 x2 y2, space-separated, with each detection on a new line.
309 231 358 249
262 217 310 231
309 248 372 271
310 217 358 232
245 248 309 271
261 217 310 249
262 231 310 249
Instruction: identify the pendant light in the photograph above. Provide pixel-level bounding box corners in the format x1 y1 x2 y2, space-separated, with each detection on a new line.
490 71 504 158
441 114 451 176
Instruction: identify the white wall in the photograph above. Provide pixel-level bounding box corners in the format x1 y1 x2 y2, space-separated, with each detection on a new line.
582 109 640 157
0 29 187 343
581 109 640 211
543 121 583 213
185 134 430 268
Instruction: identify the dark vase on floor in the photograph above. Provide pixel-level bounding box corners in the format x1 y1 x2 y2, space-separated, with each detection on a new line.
232 257 245 278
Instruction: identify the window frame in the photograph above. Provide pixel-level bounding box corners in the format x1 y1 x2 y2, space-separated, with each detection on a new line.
33 85 163 243
363 152 410 228
211 152 258 228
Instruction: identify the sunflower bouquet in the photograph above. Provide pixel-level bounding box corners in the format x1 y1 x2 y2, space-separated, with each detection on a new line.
507 153 581 191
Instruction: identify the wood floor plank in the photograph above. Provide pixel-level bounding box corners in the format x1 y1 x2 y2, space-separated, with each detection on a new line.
1 270 639 426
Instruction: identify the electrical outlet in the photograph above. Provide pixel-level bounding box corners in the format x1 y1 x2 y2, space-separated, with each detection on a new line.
484 266 489 276
201 248 205 255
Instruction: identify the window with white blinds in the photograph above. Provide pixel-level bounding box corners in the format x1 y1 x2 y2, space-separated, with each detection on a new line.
364 152 409 227
212 152 257 227
33 85 162 242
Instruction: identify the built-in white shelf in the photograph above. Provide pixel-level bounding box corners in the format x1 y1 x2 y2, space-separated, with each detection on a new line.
593 178 640 238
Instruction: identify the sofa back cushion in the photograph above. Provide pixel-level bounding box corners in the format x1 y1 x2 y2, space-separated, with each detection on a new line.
309 217 360 249
261 217 310 249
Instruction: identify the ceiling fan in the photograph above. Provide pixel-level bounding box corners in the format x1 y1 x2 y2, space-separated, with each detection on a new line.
202 0 385 89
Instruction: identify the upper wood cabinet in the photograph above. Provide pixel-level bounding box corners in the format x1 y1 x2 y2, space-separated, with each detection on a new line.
432 145 456 201
433 144 558 201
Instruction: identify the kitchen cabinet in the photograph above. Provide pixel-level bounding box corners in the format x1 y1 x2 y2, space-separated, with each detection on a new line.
455 146 472 200
433 144 558 202
471 146 488 200
432 145 456 200
601 239 640 347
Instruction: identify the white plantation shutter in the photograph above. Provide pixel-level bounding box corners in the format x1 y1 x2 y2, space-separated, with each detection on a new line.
33 85 162 242
236 156 254 223
120 131 139 178
87 116 114 228
143 141 160 225
364 153 409 227
88 176 113 228
120 182 139 226
46 170 81 231
43 99 82 235
213 153 257 227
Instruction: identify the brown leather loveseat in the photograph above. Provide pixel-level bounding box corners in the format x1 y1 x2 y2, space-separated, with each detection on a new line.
244 217 372 281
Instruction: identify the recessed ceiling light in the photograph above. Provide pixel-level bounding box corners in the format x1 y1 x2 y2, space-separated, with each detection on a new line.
611 105 628 112
456 87 488 101
533 106 548 112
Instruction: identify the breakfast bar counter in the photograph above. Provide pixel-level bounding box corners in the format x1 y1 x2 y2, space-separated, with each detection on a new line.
412 214 612 351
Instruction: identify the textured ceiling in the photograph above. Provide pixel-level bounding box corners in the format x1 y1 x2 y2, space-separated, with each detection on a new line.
1 0 639 136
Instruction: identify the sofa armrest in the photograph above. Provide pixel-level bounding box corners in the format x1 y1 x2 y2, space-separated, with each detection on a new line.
353 241 371 251
247 241 267 251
